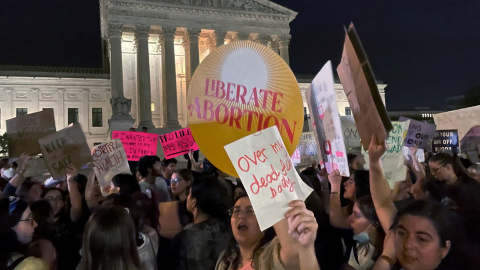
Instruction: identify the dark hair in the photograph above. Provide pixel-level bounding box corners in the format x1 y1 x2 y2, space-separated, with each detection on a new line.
80 205 141 270
353 170 371 199
202 158 218 176
392 200 459 268
177 169 193 183
30 200 53 240
0 198 28 268
161 158 177 167
42 188 66 202
190 176 229 221
138 155 160 177
221 193 275 270
112 174 140 195
16 178 42 202
356 196 384 260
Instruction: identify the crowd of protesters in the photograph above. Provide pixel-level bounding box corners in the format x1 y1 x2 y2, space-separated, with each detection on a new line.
1 131 480 270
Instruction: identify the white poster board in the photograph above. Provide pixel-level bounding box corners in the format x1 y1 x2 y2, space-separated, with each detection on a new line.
306 61 349 176
291 132 318 166
398 117 436 149
433 105 480 141
91 139 131 189
224 126 313 231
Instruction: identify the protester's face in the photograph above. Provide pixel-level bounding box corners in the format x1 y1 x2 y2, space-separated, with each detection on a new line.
186 188 195 213
395 214 450 270
428 161 449 181
348 203 371 235
44 190 65 216
165 163 176 176
234 187 244 199
343 178 356 200
27 183 43 203
153 161 163 176
171 173 189 197
231 197 263 248
13 207 37 244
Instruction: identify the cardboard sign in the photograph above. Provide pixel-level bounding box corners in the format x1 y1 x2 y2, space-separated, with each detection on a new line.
38 123 91 179
159 127 199 159
433 105 480 140
337 23 392 150
460 126 480 153
224 126 313 231
6 109 56 157
341 116 361 152
402 146 425 163
291 132 318 166
432 130 459 154
186 40 304 177
306 61 349 176
364 121 409 189
91 139 131 188
398 117 436 149
112 131 158 161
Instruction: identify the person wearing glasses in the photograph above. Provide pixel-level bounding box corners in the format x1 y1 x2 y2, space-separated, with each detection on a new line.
0 197 49 269
216 193 320 270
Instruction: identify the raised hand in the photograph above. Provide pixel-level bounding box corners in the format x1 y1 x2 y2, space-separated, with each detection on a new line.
284 200 318 248
368 133 387 163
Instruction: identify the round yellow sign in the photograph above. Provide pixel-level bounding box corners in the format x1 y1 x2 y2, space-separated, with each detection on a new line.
187 40 304 177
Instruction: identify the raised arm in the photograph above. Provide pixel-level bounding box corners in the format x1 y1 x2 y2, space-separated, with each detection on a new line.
284 200 320 270
327 169 351 229
188 150 201 172
66 164 82 222
84 168 103 212
409 145 427 197
3 153 31 196
368 133 397 233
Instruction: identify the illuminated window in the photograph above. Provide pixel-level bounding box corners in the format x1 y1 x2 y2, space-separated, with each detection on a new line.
345 107 351 116
151 102 155 112
68 108 78 124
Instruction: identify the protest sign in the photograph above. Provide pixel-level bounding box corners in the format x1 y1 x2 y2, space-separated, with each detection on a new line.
38 123 91 179
112 131 158 161
187 40 304 177
341 116 361 152
6 109 56 157
460 126 480 153
432 130 459 154
91 139 131 188
291 132 318 166
402 146 425 163
159 127 199 159
433 105 480 140
306 61 349 176
224 126 313 231
398 117 436 149
337 23 392 150
364 121 409 189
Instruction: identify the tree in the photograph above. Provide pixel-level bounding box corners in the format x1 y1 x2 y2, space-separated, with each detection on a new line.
455 85 480 109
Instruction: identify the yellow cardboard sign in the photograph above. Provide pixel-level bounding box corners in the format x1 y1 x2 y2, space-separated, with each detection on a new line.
187 41 304 177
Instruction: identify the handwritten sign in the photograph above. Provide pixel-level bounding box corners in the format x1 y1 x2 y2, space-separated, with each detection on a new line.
91 139 131 188
306 61 349 176
6 109 56 157
224 126 313 231
291 132 318 166
364 121 409 189
402 146 425 163
337 23 392 150
187 40 304 177
398 117 436 149
341 116 361 152
432 130 459 154
38 123 91 179
159 127 199 159
433 105 480 140
460 126 480 153
112 131 158 161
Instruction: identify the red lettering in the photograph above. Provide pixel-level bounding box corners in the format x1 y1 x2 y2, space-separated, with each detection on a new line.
270 187 277 198
226 83 236 101
214 103 229 124
229 107 242 129
271 92 283 112
236 84 247 104
203 100 214 121
215 80 226 99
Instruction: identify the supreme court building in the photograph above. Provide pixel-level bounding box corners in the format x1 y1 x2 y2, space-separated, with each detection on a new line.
0 0 386 150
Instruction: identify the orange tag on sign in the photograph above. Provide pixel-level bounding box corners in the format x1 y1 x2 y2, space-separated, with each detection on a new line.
187 41 304 177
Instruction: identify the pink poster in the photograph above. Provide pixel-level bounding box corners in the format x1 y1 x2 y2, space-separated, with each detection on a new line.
112 131 158 161
159 127 199 159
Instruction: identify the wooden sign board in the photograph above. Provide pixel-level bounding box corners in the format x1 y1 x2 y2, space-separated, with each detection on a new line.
6 109 56 157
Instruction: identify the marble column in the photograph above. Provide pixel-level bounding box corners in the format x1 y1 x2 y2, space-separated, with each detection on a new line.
215 30 227 47
278 35 291 65
182 34 191 90
134 25 155 130
163 26 181 129
108 23 124 99
270 36 279 54
186 28 201 78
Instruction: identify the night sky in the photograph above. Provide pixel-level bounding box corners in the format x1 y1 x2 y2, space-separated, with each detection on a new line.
1 0 479 111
